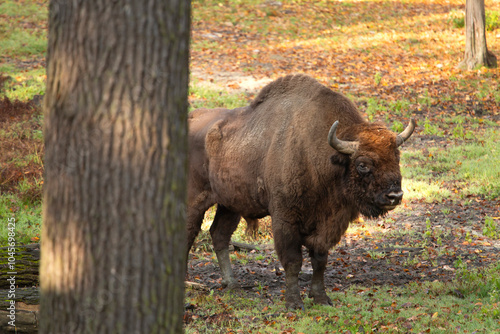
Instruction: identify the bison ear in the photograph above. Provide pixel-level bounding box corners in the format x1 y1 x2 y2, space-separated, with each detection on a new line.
330 153 349 166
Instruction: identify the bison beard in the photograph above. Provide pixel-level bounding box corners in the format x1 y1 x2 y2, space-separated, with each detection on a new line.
187 74 415 309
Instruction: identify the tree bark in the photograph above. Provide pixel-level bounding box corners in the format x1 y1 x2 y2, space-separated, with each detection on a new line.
458 0 497 70
41 0 190 333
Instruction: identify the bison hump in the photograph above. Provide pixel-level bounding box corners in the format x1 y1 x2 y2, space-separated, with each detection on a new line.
250 74 327 110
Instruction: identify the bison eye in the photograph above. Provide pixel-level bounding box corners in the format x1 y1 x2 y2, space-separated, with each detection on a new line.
357 163 370 175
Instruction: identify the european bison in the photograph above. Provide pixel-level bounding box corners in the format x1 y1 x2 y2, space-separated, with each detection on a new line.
187 74 415 309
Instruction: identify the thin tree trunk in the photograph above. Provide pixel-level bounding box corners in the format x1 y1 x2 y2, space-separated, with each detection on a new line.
458 0 497 70
41 1 190 333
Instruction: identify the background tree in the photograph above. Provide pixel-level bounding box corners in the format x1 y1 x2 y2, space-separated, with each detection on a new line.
458 0 497 70
40 0 190 333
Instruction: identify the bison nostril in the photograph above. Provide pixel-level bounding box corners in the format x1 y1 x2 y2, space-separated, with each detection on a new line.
386 191 404 204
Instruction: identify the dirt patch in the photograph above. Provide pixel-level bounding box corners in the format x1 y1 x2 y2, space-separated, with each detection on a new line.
0 96 37 122
191 69 273 94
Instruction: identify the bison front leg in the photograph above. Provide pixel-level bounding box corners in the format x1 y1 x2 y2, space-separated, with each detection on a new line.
210 205 241 289
308 249 332 306
273 221 304 310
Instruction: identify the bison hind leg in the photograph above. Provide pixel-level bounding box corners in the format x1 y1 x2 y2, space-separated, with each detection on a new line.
187 206 211 256
244 217 259 239
210 205 241 289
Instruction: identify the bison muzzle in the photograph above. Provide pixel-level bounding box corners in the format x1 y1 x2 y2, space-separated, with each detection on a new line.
187 74 415 309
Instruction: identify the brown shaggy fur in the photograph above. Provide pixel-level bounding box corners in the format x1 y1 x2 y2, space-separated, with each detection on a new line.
187 74 413 309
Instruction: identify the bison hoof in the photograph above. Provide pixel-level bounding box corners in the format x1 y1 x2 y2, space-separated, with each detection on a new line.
285 300 305 310
285 294 305 310
309 291 333 306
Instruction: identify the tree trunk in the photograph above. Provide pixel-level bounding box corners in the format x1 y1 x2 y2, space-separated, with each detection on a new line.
41 0 190 333
458 0 497 70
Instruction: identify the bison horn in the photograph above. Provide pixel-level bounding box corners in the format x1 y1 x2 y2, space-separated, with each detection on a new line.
328 121 359 155
396 119 416 147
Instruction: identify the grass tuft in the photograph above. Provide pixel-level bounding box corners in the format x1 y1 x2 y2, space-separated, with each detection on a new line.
402 128 500 201
0 194 42 245
189 81 248 111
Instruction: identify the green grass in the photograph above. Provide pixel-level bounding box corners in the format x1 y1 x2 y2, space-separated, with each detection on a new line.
0 0 47 57
0 0 47 18
401 127 500 201
486 10 500 31
189 81 248 111
402 179 453 203
391 120 404 133
0 194 42 246
389 99 412 116
449 9 500 31
185 262 500 333
453 258 500 319
421 117 444 136
448 9 465 29
1 67 46 101
0 0 47 101
359 97 414 123
483 217 500 240
0 28 47 58
362 97 388 121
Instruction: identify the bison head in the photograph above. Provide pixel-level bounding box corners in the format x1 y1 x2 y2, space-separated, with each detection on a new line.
328 119 416 218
